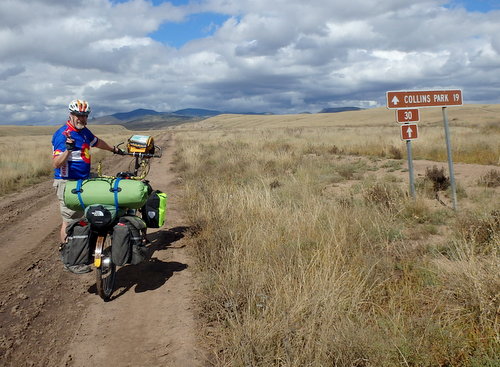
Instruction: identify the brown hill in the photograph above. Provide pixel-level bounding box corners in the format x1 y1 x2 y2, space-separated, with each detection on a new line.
174 104 500 130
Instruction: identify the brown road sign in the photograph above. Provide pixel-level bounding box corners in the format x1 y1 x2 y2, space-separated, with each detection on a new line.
400 123 418 140
396 108 419 123
387 89 463 109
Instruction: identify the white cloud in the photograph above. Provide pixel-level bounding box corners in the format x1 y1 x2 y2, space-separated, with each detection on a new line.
0 0 499 124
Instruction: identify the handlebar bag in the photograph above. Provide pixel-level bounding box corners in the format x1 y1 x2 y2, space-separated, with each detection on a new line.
64 178 149 211
63 219 92 266
127 135 155 154
141 190 167 228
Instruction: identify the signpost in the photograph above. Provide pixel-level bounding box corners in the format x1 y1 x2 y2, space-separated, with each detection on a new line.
398 123 418 198
387 89 463 209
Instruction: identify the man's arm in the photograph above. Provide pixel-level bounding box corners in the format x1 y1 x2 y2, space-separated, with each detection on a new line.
95 138 114 152
52 130 73 168
53 150 70 168
95 138 122 154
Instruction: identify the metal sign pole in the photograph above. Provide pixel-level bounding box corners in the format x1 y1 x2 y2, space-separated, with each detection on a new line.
442 107 458 210
406 139 416 199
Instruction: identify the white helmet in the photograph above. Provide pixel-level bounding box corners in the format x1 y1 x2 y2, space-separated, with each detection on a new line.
69 99 91 116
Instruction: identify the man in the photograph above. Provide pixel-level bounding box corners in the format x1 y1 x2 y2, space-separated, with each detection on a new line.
52 99 124 273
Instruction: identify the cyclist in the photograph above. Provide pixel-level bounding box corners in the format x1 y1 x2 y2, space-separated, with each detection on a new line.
52 99 124 274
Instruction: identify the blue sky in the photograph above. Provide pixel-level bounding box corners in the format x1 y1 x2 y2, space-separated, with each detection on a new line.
150 12 231 48
137 0 500 48
112 0 231 48
1 0 500 123
455 0 500 12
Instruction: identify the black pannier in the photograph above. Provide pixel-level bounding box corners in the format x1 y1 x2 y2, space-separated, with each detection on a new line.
111 215 148 266
111 223 131 266
63 218 92 266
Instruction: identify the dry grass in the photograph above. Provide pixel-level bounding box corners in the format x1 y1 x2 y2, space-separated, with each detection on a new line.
0 125 131 196
174 119 499 366
478 170 500 188
175 104 500 165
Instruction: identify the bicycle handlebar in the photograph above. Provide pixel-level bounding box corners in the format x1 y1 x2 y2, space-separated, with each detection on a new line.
97 142 161 179
116 142 163 158
123 151 161 159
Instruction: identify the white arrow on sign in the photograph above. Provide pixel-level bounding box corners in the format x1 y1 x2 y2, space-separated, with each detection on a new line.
392 96 399 105
406 126 413 138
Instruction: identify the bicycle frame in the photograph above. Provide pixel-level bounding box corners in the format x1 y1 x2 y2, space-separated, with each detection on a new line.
97 144 162 180
92 142 161 300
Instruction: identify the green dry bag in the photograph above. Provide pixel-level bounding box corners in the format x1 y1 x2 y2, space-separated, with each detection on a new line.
64 177 149 211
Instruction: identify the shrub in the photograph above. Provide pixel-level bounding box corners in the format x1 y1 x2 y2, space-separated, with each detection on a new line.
425 165 450 192
362 182 404 211
388 145 403 159
478 169 500 188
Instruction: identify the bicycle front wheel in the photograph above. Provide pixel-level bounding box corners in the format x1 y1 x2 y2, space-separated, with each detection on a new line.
128 157 150 178
95 234 116 301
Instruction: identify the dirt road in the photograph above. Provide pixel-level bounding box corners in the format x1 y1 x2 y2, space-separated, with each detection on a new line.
0 132 206 367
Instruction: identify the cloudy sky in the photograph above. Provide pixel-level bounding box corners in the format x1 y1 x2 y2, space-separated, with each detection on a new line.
1 0 499 124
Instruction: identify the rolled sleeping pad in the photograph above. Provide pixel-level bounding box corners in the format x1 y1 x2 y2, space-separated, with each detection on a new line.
63 177 149 210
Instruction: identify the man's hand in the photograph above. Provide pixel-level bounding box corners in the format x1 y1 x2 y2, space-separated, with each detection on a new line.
65 138 76 151
63 131 76 151
113 146 126 155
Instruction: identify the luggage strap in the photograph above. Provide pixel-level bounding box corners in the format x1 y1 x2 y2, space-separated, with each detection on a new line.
111 178 122 212
75 179 85 210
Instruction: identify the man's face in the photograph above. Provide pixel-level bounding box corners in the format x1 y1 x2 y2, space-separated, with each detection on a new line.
70 113 88 130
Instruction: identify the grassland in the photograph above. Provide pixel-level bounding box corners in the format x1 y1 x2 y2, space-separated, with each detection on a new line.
177 104 500 165
0 125 131 196
173 105 499 366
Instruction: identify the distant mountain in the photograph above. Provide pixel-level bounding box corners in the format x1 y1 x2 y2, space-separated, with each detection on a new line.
92 108 209 130
121 114 198 130
92 107 277 130
111 109 162 121
90 106 364 130
173 108 221 117
319 107 363 113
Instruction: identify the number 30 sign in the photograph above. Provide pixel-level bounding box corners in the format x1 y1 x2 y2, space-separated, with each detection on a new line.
396 109 420 123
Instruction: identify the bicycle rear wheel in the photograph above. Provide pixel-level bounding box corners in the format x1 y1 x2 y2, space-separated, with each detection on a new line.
95 234 116 301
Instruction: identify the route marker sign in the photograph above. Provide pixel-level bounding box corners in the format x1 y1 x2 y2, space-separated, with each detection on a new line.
386 88 463 208
386 89 463 109
396 108 420 123
400 123 418 141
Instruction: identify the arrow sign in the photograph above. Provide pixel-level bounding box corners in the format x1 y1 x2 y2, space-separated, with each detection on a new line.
387 89 463 109
401 123 418 140
396 109 420 123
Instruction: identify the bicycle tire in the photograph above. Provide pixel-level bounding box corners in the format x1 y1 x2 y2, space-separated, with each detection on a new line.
95 234 116 301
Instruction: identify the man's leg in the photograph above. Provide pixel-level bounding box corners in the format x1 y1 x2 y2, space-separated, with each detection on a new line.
54 179 82 243
54 180 90 273
60 221 68 244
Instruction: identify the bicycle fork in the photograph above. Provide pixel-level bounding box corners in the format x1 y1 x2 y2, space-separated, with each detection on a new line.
94 235 105 268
